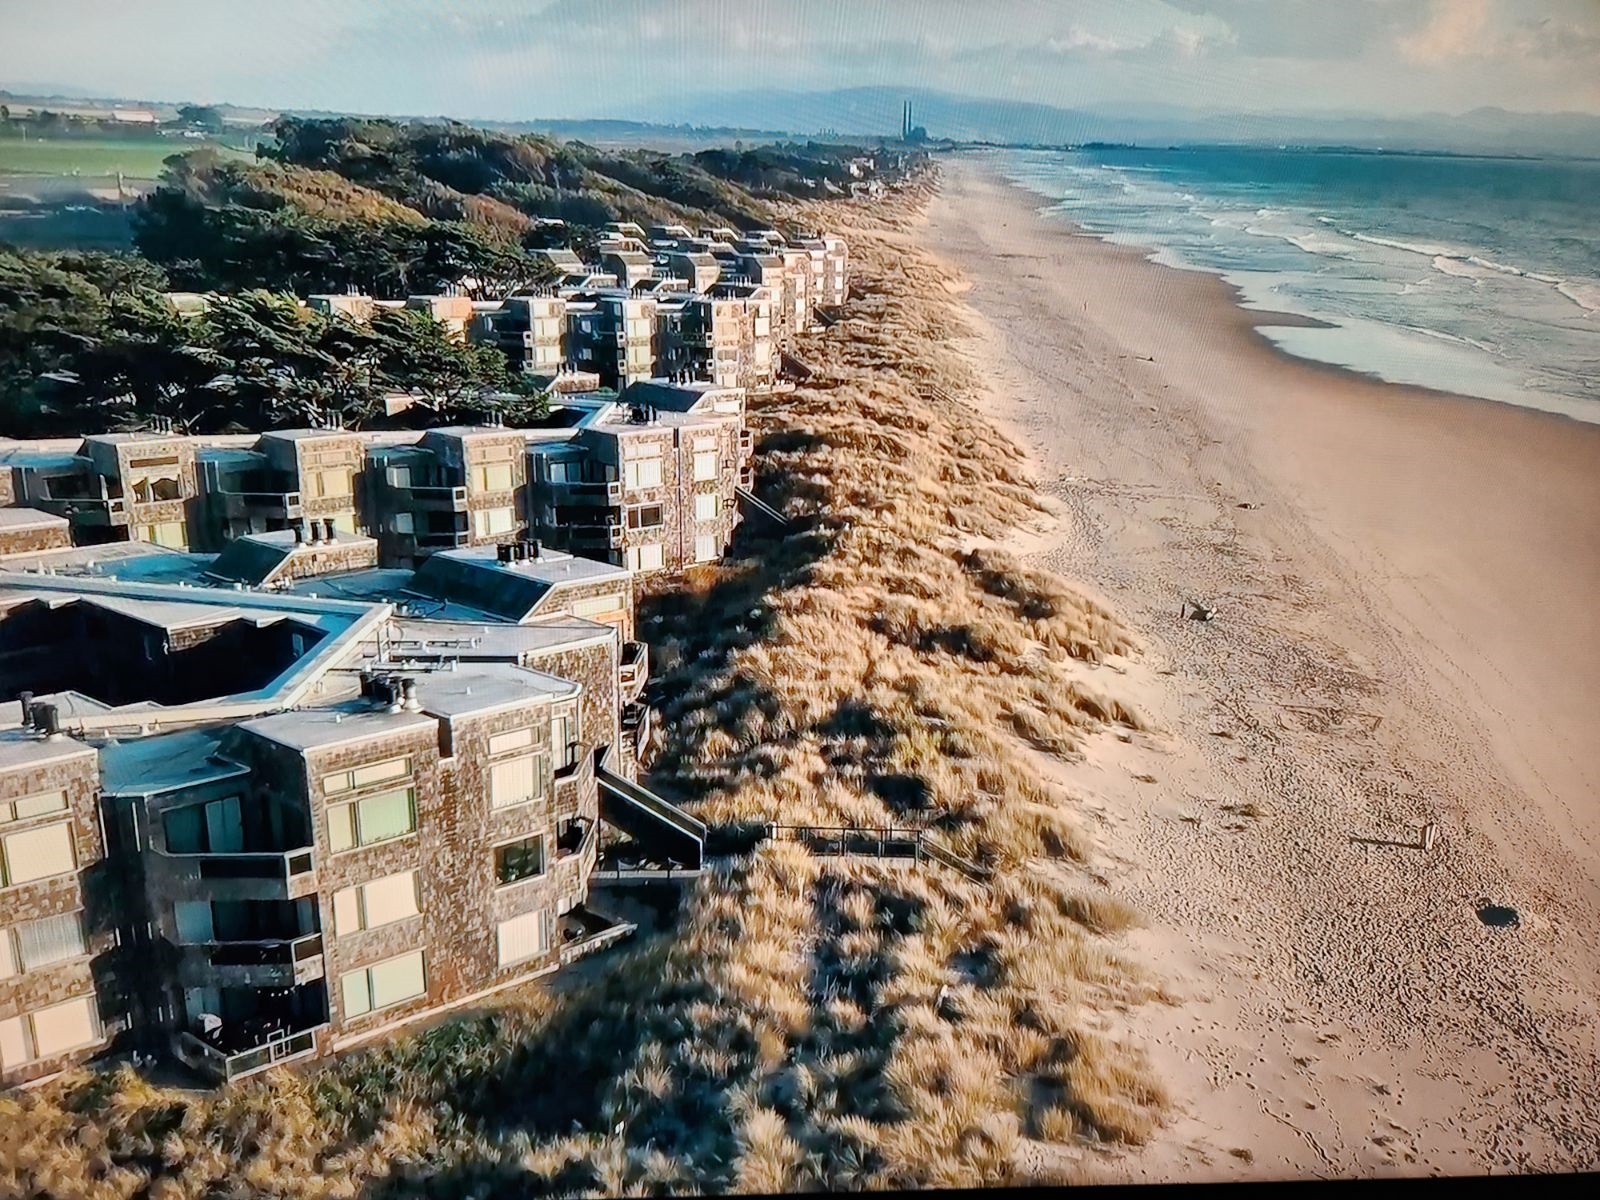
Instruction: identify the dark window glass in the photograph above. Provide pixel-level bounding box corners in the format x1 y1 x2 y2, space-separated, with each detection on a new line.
495 835 545 885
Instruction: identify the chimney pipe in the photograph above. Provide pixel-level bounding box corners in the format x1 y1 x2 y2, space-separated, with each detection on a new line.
17 691 34 726
400 678 422 713
39 703 61 740
497 542 513 564
322 517 337 543
384 675 404 713
293 523 305 545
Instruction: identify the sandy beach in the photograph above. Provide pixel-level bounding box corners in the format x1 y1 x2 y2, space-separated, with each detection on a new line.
926 154 1600 1179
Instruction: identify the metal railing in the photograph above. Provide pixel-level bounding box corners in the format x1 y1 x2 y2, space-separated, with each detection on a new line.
761 823 992 884
204 932 324 967
175 1026 323 1083
190 848 316 884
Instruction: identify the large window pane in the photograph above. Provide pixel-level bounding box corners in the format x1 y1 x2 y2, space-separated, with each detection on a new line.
496 910 549 967
490 757 536 809
356 789 415 845
340 968 372 1018
3 824 75 886
16 913 86 971
495 836 545 885
27 996 99 1058
368 951 426 1009
361 872 419 928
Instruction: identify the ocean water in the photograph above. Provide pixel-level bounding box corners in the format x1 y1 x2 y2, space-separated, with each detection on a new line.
997 146 1600 422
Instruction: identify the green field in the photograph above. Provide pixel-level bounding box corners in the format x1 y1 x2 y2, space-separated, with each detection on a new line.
0 136 250 179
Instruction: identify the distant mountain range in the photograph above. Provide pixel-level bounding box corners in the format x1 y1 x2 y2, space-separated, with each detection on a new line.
646 87 1600 158
9 81 1600 158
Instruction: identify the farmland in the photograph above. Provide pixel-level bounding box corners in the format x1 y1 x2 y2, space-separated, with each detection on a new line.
0 136 251 180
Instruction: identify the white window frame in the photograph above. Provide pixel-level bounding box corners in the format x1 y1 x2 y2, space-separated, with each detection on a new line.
327 786 417 854
1 822 76 889
332 870 421 937
692 450 719 482
693 492 720 521
339 949 426 1019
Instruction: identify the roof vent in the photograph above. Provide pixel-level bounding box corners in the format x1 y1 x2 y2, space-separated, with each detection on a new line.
400 678 422 713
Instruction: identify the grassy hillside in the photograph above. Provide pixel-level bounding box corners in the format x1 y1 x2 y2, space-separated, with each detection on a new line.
0 136 248 179
0 180 1160 1197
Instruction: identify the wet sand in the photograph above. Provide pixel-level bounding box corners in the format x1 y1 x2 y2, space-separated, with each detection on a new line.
926 153 1600 1179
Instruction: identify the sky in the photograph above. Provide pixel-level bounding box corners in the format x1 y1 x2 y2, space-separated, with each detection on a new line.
1 0 1597 125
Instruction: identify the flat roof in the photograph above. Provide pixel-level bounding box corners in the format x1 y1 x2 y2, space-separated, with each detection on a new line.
0 508 69 531
412 662 578 720
386 615 615 662
237 705 435 752
0 729 98 772
98 727 247 796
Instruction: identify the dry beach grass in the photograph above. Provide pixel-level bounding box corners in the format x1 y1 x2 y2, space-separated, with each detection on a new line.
0 180 1165 1196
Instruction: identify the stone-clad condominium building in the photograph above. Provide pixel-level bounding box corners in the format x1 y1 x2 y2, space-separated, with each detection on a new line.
0 382 753 577
0 538 698 1087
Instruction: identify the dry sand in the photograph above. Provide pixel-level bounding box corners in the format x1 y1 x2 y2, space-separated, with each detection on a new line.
925 155 1600 1180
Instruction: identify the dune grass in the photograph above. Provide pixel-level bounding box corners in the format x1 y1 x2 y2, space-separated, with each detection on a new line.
0 179 1165 1197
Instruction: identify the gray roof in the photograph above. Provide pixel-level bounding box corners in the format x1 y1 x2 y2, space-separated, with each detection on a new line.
206 529 376 587
99 727 247 796
0 508 69 531
409 546 628 623
411 662 578 719
237 705 435 752
0 729 97 772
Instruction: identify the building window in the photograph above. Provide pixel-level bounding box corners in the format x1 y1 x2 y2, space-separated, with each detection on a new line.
488 727 534 755
551 708 577 769
490 755 549 810
1 823 76 888
627 543 665 573
391 511 415 534
694 492 720 521
141 521 187 549
324 757 410 796
694 534 720 563
496 909 551 967
162 795 244 854
0 996 101 1068
327 787 416 854
570 594 625 620
473 463 516 493
473 506 516 538
626 504 664 530
309 467 353 499
339 949 426 1019
0 912 87 978
692 450 719 482
332 870 420 937
0 790 67 826
495 835 546 886
623 456 663 489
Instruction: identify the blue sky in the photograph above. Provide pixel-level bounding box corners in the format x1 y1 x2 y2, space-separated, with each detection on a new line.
1 0 1596 122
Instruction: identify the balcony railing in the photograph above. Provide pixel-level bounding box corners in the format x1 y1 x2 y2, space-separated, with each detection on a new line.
174 1025 325 1084
37 494 128 524
205 933 324 968
181 933 326 987
619 640 648 699
552 479 624 503
396 483 469 511
194 849 315 883
219 489 301 518
414 529 473 549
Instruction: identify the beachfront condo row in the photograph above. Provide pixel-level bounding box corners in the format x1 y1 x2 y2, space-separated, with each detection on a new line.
0 529 703 1088
0 381 752 576
289 225 845 394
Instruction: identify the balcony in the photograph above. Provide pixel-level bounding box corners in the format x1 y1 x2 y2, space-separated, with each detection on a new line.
619 640 648 702
164 848 317 901
414 529 473 550
178 933 326 989
397 484 469 512
621 701 653 760
550 479 624 504
36 494 129 526
174 1024 325 1084
219 490 302 520
566 521 624 550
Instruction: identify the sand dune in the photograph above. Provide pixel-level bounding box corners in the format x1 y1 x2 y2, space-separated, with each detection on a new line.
927 155 1600 1179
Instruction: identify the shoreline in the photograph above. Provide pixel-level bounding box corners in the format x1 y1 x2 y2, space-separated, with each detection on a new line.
925 157 1600 1178
972 149 1600 429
